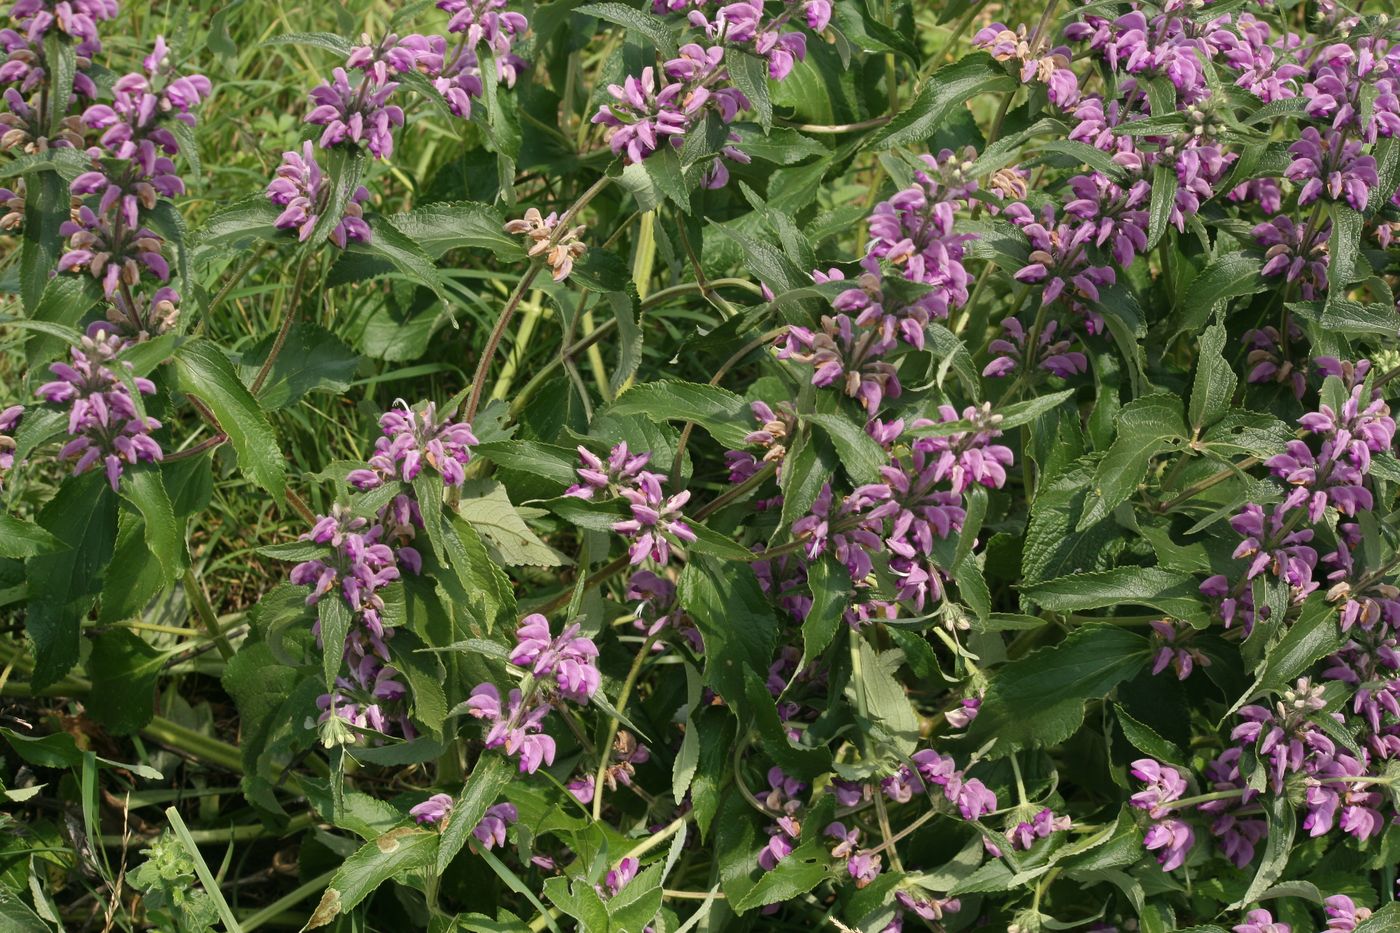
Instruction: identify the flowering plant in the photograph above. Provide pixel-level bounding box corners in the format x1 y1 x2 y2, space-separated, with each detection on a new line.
4 0 1400 930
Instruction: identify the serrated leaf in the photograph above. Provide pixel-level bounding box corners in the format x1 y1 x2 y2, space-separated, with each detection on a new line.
1023 566 1208 621
173 340 286 500
578 1 677 57
0 512 63 558
388 200 523 259
1079 394 1187 530
1171 252 1267 342
1189 322 1236 431
306 826 439 929
1229 795 1293 909
1114 703 1185 765
1146 161 1177 250
1327 203 1364 300
20 170 66 313
731 841 830 913
868 53 1014 150
678 557 778 709
726 48 771 130
317 597 352 692
457 479 567 567
25 474 117 690
85 629 164 735
800 556 850 669
119 468 183 582
966 625 1151 755
805 411 885 485
608 380 752 448
436 753 514 872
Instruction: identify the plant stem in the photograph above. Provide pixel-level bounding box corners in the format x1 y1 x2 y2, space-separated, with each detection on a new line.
466 175 612 422
592 635 658 820
183 568 236 662
251 250 314 395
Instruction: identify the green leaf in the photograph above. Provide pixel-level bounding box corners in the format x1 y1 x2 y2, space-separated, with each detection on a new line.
1171 252 1267 342
172 340 286 500
608 380 752 448
1 726 83 768
1356 904 1400 933
306 826 440 929
457 479 568 567
800 556 851 669
578 1 677 57
1327 203 1364 300
966 625 1152 755
1023 456 1120 584
0 512 63 558
317 597 352 693
1023 567 1209 622
85 629 164 735
1188 322 1236 431
745 674 833 781
1114 703 1185 766
1079 394 1187 530
1145 161 1177 251
1289 298 1400 337
345 213 450 304
238 322 360 410
25 474 117 690
851 637 919 763
1034 140 1129 184
868 53 1014 150
20 169 67 313
1251 597 1342 694
25 273 101 367
263 31 353 54
731 841 831 913
685 521 758 561
805 411 886 485
475 440 578 485
727 48 772 130
1229 795 1294 909
544 877 610 933
119 468 183 582
678 557 779 709
193 195 285 256
387 200 523 259
436 753 514 872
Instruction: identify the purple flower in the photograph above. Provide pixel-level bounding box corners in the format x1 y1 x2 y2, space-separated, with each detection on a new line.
1242 325 1305 399
1303 40 1400 143
465 683 557 774
601 857 638 897
508 614 601 703
1325 895 1373 932
346 402 479 490
944 697 980 729
1206 14 1305 102
1128 758 1187 819
410 793 454 826
9 0 116 46
1142 818 1194 871
591 67 694 163
984 317 1087 380
1255 215 1329 299
0 404 22 489
267 142 372 248
1005 201 1116 325
306 67 405 159
503 206 587 282
1286 127 1378 211
1234 909 1290 933
82 37 211 176
777 315 901 416
57 203 169 297
564 442 652 499
35 325 162 490
1149 620 1209 680
613 477 695 565
472 802 518 849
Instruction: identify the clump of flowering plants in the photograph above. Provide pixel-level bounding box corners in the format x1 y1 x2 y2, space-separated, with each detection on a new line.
5 0 1400 930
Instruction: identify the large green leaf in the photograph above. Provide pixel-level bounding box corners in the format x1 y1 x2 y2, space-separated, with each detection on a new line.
966 624 1151 754
608 381 752 448
1188 322 1236 432
1078 394 1187 529
1023 566 1209 621
678 557 779 709
25 474 118 690
85 629 164 735
435 753 514 872
1170 252 1266 342
19 169 67 313
868 53 1014 150
306 826 440 928
172 340 286 499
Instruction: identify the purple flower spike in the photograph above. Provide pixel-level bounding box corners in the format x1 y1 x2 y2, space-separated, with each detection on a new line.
306 67 405 160
267 142 372 249
346 401 479 490
35 325 162 490
471 802 518 849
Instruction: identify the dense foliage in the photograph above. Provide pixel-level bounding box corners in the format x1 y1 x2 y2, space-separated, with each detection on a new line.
3 0 1400 930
